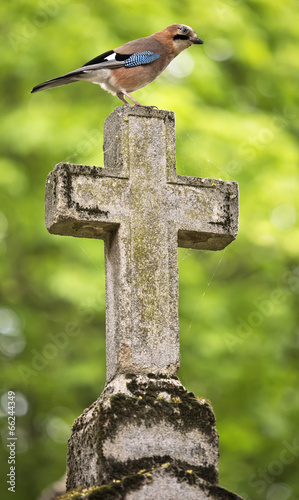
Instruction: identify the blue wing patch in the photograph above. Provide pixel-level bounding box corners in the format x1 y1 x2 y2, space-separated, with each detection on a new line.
124 51 160 68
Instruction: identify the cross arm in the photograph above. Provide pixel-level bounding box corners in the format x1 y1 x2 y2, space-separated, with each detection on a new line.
45 162 129 240
166 174 239 251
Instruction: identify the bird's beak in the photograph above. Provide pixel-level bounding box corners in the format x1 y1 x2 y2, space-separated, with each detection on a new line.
191 36 204 44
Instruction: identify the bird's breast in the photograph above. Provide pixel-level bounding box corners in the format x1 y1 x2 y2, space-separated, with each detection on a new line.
110 58 170 92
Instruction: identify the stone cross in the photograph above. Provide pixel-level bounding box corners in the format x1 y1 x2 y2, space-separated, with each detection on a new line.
45 106 243 499
45 106 238 382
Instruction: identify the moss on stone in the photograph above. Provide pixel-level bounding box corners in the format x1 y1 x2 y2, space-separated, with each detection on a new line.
59 463 242 500
67 375 218 491
59 472 145 500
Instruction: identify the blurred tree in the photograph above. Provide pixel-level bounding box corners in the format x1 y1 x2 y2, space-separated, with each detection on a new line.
0 1 298 499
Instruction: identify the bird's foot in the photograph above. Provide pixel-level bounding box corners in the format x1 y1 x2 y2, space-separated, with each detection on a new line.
134 104 158 109
122 103 159 111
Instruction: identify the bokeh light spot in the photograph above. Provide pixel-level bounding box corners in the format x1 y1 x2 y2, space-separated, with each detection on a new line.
167 52 195 79
46 416 71 443
0 308 26 357
0 212 8 240
0 391 28 416
205 38 233 61
271 204 297 231
266 483 292 500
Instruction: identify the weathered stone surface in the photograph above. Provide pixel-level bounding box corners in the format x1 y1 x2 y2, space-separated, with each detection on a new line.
45 106 238 382
66 375 219 491
63 376 244 500
60 466 244 500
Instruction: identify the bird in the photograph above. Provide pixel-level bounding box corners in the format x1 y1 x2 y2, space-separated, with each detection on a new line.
31 24 203 106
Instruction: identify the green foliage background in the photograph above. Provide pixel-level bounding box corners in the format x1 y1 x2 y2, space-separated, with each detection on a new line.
1 1 298 499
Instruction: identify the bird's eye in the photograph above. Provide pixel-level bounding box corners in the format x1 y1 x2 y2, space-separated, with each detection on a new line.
180 26 188 34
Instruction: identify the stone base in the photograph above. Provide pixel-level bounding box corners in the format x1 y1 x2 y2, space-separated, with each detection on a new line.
64 374 244 499
60 464 244 500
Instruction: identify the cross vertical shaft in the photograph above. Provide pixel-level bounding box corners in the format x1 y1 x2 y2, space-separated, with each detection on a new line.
104 111 180 380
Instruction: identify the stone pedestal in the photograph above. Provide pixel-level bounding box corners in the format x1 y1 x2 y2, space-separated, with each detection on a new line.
63 375 243 500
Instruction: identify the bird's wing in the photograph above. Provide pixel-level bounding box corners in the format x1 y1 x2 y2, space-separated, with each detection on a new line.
31 50 160 93
81 50 160 71
40 50 160 80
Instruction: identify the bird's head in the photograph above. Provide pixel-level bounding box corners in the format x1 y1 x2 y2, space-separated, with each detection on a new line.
165 24 204 54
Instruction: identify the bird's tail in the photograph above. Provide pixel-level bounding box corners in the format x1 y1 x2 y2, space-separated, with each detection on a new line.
31 74 79 93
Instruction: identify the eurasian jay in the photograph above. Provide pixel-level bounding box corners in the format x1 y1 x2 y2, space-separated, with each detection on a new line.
31 24 203 106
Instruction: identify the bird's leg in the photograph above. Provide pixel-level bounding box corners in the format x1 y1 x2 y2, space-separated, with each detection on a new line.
121 90 158 109
116 92 132 105
121 91 143 106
